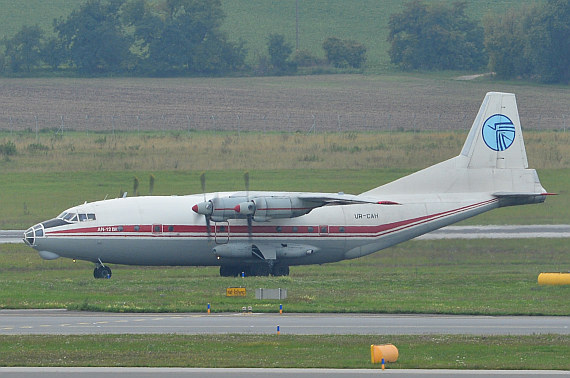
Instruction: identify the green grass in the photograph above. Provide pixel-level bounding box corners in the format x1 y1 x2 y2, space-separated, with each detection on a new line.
0 167 567 229
0 334 567 369
1 130 568 229
1 238 568 315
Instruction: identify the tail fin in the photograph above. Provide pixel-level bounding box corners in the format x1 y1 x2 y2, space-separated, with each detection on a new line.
362 92 547 198
461 92 527 169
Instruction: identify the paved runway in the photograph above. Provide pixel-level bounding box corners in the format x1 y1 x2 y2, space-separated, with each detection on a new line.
3 225 570 244
416 224 570 239
1 310 568 335
0 367 568 378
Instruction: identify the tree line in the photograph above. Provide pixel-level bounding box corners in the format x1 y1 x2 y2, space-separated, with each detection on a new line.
0 0 366 77
1 0 568 83
387 0 568 83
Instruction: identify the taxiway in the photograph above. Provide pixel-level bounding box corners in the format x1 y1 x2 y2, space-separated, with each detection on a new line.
1 310 568 335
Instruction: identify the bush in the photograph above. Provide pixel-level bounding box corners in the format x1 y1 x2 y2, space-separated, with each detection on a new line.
27 143 49 152
322 37 367 69
0 141 17 156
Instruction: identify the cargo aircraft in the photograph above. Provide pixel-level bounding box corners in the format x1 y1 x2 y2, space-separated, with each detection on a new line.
24 92 550 278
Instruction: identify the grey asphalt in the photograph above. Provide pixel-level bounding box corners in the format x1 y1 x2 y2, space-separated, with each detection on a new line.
4 225 570 244
1 310 568 335
416 224 570 239
0 367 567 378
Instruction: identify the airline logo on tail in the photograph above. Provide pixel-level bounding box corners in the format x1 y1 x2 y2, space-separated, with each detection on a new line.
482 114 515 151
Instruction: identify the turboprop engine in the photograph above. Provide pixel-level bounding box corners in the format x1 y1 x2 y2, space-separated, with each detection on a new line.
193 196 314 222
234 196 311 222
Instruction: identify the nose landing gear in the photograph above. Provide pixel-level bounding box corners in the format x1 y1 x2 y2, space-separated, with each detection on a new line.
93 260 112 279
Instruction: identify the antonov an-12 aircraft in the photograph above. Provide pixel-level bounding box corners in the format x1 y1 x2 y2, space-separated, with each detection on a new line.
24 92 550 278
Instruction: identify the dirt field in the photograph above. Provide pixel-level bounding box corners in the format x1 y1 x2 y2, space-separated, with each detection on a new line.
0 75 568 134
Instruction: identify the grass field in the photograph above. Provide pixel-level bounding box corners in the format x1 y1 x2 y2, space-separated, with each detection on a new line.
1 129 568 229
1 238 568 315
0 334 568 369
0 0 539 71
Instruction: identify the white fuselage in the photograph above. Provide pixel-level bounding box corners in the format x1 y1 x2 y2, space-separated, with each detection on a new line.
26 190 499 267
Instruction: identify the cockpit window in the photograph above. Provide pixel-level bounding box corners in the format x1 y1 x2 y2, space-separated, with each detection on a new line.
58 211 96 223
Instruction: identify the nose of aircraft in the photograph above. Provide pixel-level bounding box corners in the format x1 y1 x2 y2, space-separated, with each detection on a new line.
23 223 44 246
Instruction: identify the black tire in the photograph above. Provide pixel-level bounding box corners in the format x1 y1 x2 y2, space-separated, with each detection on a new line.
94 266 112 279
220 265 241 277
100 266 112 279
272 265 289 276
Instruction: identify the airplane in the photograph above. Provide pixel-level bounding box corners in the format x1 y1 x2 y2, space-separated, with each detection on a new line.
23 92 551 278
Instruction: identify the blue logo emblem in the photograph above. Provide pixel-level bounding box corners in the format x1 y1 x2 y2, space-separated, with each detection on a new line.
482 114 515 151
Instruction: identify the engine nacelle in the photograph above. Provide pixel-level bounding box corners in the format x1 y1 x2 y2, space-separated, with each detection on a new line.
193 197 246 222
251 197 310 222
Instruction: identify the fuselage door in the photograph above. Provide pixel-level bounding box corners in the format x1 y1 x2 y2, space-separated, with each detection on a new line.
214 222 229 244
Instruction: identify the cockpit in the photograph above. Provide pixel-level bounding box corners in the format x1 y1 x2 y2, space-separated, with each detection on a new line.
57 211 96 223
23 209 97 247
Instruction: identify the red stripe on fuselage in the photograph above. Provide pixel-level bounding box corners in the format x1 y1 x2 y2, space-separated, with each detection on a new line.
44 199 497 239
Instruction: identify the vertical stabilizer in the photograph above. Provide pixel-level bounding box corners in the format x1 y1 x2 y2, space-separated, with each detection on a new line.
460 92 528 169
361 92 546 197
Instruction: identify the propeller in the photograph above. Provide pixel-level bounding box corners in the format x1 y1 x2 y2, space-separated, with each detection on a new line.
244 171 253 241
198 172 212 239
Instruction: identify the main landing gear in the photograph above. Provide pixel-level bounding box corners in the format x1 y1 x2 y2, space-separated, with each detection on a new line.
220 264 289 277
93 260 112 279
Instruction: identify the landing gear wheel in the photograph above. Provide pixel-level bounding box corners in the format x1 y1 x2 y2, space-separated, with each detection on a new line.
272 265 289 276
220 265 241 277
93 265 112 279
251 264 271 276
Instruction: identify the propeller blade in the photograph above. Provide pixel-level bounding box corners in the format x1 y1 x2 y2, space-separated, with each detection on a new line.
247 215 253 241
244 171 253 241
244 171 250 193
200 172 206 202
198 172 211 241
206 216 211 239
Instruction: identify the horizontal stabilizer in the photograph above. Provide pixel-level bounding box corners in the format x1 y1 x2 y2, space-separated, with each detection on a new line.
492 192 552 206
492 192 554 198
